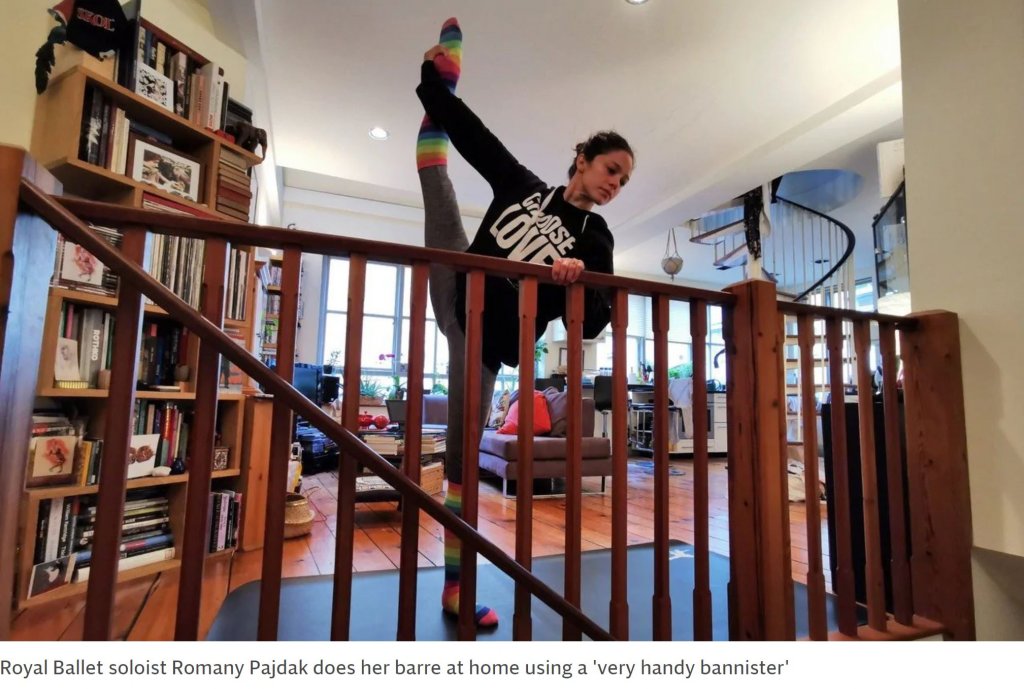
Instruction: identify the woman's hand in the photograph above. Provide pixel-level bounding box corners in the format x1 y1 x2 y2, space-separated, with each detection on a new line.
552 258 585 285
424 44 449 62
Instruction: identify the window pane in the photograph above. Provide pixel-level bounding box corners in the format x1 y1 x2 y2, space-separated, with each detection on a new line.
401 267 436 321
326 258 349 311
435 328 449 375
322 312 347 366
364 263 397 315
362 316 395 368
668 342 692 373
399 317 437 372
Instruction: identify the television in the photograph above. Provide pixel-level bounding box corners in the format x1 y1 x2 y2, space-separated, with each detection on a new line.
292 363 322 405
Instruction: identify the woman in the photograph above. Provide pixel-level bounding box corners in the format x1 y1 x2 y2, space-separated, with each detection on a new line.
416 18 634 627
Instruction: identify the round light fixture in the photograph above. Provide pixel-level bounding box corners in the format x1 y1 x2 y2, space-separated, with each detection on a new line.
625 0 649 5
368 126 389 141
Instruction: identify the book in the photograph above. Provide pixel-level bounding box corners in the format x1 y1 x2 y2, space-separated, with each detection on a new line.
73 546 175 582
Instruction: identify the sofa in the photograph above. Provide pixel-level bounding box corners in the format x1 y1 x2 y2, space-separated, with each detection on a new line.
421 393 612 497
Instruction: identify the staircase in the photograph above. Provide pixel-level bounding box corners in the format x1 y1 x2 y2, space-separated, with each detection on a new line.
689 169 860 446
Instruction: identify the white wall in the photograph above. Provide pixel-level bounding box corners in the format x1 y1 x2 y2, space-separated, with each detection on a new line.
282 185 481 362
899 0 1024 638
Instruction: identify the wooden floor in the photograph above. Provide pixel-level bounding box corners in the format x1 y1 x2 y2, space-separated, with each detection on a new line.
9 457 830 640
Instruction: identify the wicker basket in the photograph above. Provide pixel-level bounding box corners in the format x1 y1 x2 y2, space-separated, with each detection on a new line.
283 493 314 539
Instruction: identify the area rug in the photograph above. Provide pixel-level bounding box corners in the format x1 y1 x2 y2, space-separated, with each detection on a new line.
207 541 841 641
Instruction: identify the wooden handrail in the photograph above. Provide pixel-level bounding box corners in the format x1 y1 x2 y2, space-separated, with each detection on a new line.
55 197 737 304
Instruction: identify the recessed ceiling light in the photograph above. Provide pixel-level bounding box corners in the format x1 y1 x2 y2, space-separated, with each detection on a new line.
625 0 649 5
368 127 389 141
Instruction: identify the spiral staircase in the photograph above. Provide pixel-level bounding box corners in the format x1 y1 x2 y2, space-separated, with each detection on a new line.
689 169 861 447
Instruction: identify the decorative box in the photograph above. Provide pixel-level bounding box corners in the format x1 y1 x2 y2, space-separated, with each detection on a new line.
213 446 230 471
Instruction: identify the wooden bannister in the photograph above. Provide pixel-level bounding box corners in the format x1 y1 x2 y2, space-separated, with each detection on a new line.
2 149 974 642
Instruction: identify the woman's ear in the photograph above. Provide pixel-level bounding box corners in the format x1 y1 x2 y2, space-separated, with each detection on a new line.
576 153 586 173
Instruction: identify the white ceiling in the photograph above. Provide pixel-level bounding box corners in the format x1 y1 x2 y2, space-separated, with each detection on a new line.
218 0 903 284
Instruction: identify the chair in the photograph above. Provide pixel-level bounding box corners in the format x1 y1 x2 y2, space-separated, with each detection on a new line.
593 375 613 438
534 375 566 392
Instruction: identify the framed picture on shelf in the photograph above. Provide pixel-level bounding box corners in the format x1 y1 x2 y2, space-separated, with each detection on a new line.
26 435 79 488
128 135 202 203
135 62 174 111
127 434 160 479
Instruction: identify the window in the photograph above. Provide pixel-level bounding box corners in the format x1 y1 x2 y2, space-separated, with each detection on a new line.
593 294 726 383
321 259 518 396
322 259 443 393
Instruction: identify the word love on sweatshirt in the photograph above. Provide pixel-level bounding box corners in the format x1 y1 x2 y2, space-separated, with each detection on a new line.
489 190 577 265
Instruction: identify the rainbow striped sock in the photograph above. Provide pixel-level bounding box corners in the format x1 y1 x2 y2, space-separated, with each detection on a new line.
442 481 499 627
417 18 462 170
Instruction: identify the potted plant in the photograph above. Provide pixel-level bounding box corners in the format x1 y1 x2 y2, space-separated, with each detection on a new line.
388 375 406 400
359 378 384 405
323 350 341 374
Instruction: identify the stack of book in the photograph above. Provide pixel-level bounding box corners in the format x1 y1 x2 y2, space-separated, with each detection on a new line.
362 433 401 456
70 490 175 583
421 432 446 454
215 148 252 221
207 489 242 553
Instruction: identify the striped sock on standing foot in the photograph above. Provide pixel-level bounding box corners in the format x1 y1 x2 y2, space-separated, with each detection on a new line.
442 481 499 627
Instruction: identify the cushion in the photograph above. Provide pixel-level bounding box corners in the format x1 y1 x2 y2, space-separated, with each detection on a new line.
487 389 511 428
498 390 552 435
543 387 569 437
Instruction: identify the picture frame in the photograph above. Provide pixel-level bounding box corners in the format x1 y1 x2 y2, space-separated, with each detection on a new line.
127 433 160 479
28 554 77 599
127 134 202 203
26 435 79 488
558 347 588 369
212 446 230 471
135 62 174 112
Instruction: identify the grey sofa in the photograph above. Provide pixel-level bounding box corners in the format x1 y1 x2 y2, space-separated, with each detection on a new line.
421 394 612 497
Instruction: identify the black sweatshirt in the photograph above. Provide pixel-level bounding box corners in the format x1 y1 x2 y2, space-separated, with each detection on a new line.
416 61 614 370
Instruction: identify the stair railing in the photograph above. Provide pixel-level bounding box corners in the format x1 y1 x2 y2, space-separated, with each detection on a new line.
0 146 973 642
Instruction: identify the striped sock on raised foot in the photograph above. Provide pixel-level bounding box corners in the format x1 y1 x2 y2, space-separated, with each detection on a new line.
442 481 499 627
417 17 463 170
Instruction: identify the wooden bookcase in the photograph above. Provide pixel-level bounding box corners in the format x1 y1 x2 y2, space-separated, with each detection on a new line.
17 23 266 610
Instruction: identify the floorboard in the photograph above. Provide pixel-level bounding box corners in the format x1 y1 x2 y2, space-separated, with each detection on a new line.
9 456 831 639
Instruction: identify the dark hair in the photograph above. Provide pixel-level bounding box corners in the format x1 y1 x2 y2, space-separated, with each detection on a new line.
567 130 634 180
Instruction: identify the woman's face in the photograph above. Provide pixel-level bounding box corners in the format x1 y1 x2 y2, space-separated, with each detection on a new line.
576 149 634 206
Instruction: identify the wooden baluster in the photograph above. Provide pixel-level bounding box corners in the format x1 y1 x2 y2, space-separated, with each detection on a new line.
651 293 672 640
608 288 630 640
853 319 887 631
175 237 228 640
563 283 584 641
257 245 301 641
332 253 366 640
826 316 858 635
798 314 828 639
879 321 912 625
457 269 485 641
690 299 712 640
396 261 429 640
513 276 537 641
900 311 974 640
777 313 796 641
83 225 146 640
0 149 60 640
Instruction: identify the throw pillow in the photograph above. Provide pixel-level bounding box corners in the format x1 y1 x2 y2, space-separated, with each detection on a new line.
542 387 569 437
497 390 552 435
487 389 511 428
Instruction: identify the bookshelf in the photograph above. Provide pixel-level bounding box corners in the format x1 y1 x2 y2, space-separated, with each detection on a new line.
18 18 265 609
